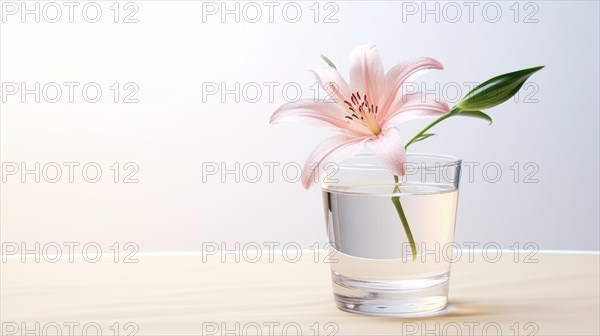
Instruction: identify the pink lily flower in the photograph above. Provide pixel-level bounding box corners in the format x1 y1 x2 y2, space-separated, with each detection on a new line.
270 44 450 189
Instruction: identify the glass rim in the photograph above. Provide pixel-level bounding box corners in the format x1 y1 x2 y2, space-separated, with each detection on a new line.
336 152 462 171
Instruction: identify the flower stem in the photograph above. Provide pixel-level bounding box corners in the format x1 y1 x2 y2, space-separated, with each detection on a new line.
392 175 417 261
391 107 460 262
404 106 459 148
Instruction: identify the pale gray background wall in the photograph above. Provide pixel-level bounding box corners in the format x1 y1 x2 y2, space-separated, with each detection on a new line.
1 1 598 252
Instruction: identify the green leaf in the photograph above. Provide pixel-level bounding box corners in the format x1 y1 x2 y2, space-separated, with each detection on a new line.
457 66 544 111
413 133 436 143
456 110 493 124
320 54 337 69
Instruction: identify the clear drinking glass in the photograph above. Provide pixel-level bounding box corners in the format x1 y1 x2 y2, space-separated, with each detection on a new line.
322 152 462 317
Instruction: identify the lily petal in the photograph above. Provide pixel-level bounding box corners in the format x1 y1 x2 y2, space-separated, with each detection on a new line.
380 57 444 121
301 135 367 189
309 68 351 104
270 98 348 128
368 127 407 176
385 93 450 127
271 98 373 136
349 44 386 107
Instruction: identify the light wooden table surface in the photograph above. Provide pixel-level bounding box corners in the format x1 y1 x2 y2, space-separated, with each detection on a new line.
1 251 598 335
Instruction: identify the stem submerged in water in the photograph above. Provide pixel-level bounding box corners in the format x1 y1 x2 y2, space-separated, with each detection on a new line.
392 175 417 262
391 108 459 262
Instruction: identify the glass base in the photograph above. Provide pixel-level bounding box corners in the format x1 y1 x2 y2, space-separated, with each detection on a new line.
331 271 449 317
